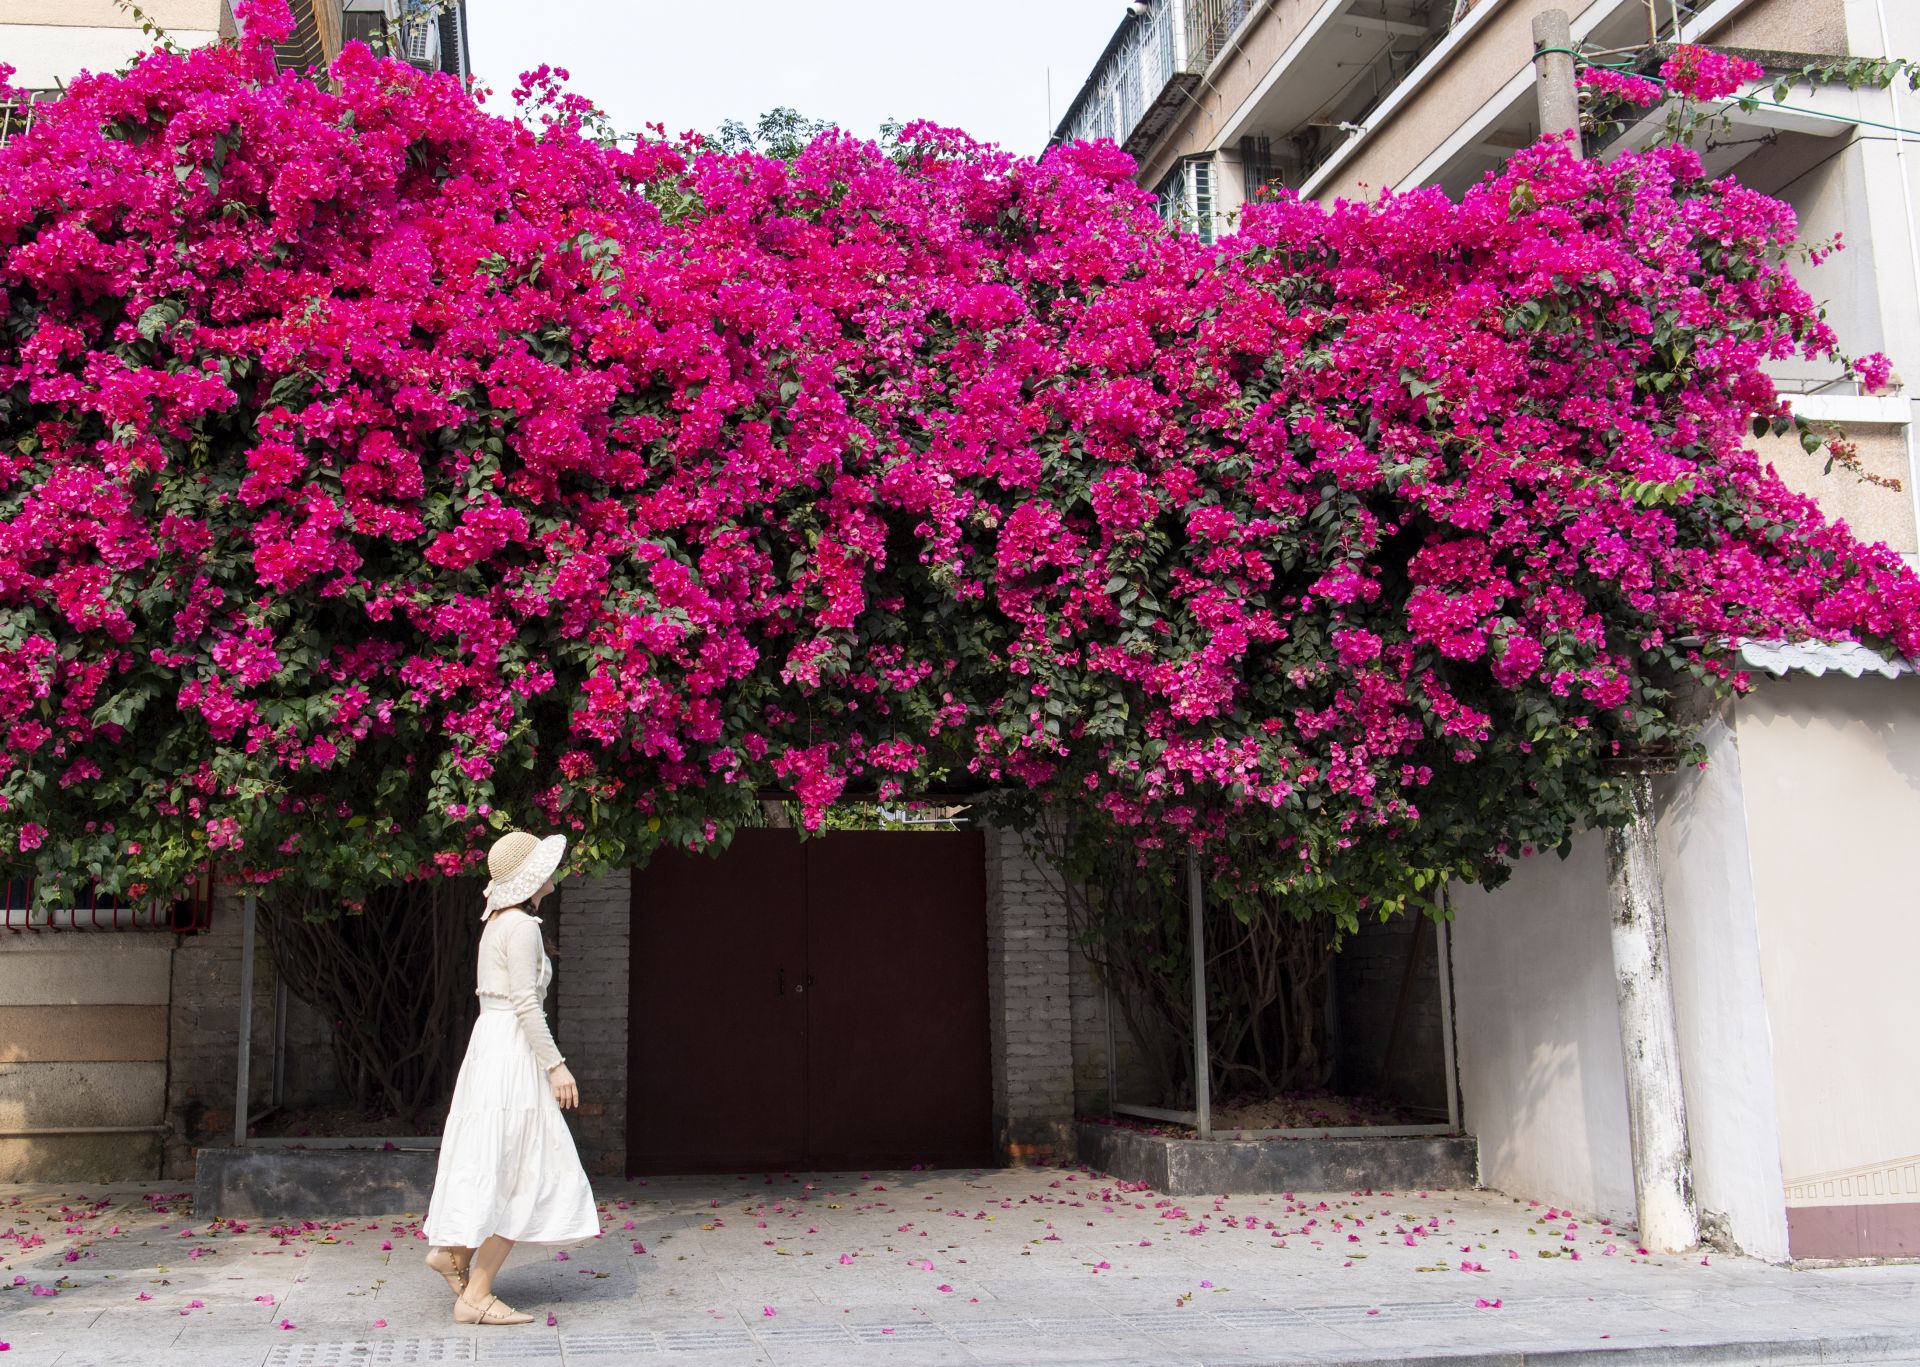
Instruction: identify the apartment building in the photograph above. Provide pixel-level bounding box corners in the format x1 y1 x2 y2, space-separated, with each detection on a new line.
1055 0 1920 1261
0 0 470 104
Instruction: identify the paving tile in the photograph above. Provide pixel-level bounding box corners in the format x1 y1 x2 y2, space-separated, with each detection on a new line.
4 1173 1919 1367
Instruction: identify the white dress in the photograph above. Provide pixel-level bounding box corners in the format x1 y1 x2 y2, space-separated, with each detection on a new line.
422 908 600 1247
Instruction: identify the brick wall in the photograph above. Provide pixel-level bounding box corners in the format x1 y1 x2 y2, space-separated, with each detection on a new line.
981 825 1076 1162
555 870 630 1176
1067 943 1166 1114
164 883 266 1177
162 885 347 1178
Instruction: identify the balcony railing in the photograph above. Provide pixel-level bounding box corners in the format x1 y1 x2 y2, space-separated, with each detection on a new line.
1184 0 1258 73
1055 0 1258 154
0 92 50 147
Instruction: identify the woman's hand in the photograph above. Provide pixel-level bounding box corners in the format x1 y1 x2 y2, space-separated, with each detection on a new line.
549 1063 579 1110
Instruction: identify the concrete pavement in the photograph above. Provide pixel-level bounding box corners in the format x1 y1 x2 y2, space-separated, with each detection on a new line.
1 1168 1916 1366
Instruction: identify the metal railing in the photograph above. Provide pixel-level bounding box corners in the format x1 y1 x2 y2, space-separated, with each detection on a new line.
1 870 213 932
0 92 48 147
1184 0 1258 74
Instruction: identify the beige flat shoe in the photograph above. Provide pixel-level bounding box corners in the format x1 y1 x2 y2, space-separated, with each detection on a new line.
453 1293 534 1326
424 1247 469 1296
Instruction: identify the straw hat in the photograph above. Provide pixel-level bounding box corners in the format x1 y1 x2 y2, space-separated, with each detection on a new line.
480 830 568 919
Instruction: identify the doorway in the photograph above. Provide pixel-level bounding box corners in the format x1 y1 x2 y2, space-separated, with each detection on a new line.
626 829 991 1174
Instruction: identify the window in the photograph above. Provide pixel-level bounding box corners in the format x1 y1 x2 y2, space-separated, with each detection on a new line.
1155 157 1217 244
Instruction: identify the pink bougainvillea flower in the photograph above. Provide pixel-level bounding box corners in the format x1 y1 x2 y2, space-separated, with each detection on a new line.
0 0 1912 920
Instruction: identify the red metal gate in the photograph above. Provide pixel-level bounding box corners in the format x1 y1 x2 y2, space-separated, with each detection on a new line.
627 828 990 1174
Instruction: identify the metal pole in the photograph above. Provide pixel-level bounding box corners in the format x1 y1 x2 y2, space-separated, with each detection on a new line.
1605 772 1698 1252
233 891 256 1148
1434 892 1460 1134
1188 852 1211 1141
1102 977 1118 1115
1531 9 1579 144
271 974 288 1108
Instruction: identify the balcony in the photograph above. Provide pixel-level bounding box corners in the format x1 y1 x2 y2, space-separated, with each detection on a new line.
1053 0 1258 157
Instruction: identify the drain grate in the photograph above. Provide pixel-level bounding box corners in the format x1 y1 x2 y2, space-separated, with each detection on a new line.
944 1318 1034 1340
1027 1315 1127 1335
561 1332 661 1357
265 1341 474 1367
1299 1304 1402 1324
1371 1300 1497 1321
654 1327 754 1352
756 1324 853 1344
1122 1310 1210 1332
475 1335 564 1360
849 1322 946 1343
1212 1308 1311 1328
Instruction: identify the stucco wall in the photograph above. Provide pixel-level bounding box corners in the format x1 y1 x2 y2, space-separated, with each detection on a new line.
1449 832 1636 1222
0 1 225 88
1756 425 1916 556
1734 673 1920 1256
1702 0 1848 54
1652 712 1791 1260
1450 709 1797 1257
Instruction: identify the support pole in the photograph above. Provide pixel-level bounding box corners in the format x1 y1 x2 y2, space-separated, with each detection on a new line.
1531 9 1579 144
1102 978 1118 1115
271 974 288 1109
1188 852 1211 1140
233 890 256 1148
1434 894 1461 1135
1604 771 1698 1252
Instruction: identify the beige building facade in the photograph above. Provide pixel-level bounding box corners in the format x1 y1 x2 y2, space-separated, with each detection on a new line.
0 0 232 94
0 0 468 104
1056 0 1920 558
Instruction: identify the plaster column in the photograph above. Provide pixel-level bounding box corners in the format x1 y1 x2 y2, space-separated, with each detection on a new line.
1605 770 1699 1253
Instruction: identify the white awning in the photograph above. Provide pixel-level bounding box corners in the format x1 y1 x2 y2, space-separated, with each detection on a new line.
1736 639 1913 680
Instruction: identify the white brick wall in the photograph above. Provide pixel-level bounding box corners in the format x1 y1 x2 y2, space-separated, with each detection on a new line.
555 870 630 1176
982 825 1076 1161
1068 940 1165 1114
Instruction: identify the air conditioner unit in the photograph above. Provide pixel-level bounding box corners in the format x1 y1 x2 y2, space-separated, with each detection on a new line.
399 15 441 69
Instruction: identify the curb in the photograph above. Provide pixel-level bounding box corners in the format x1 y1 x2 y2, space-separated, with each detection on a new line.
1208 1328 1920 1366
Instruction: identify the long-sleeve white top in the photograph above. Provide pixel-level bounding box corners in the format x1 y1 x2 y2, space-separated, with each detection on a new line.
474 908 565 1072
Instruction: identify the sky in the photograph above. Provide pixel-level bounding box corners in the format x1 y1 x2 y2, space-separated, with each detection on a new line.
464 0 1123 156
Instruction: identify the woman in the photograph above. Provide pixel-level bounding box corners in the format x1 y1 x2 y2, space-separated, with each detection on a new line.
421 830 601 1325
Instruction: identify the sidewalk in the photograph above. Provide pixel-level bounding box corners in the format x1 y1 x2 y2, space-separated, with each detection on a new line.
1 1168 1915 1366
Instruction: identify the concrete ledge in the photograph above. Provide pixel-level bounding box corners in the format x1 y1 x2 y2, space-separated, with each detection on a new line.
1274 1328 1920 1365
1076 1119 1477 1195
0 1132 161 1183
194 1145 439 1219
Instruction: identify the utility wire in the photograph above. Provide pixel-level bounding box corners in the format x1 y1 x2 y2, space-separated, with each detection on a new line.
1535 46 1920 140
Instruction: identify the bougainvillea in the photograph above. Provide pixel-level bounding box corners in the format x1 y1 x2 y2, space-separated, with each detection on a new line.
1 9 1915 910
